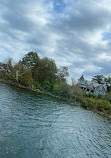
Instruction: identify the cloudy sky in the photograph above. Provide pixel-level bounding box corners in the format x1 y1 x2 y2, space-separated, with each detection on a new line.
0 0 111 81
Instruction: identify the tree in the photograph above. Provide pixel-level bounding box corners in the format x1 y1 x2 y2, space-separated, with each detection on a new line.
8 60 33 86
57 66 69 82
92 75 105 84
22 52 39 68
105 76 111 92
70 84 84 101
71 78 77 86
14 60 24 82
18 68 32 86
0 58 13 79
41 80 53 92
105 76 111 84
57 81 71 98
33 57 57 83
0 62 4 78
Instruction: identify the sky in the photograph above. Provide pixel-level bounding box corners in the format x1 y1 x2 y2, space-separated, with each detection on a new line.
0 0 111 82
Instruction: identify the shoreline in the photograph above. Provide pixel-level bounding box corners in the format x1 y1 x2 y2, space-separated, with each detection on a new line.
85 107 111 119
0 79 111 118
0 79 63 99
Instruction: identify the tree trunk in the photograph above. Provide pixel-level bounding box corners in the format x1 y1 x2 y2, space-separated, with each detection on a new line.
16 70 19 82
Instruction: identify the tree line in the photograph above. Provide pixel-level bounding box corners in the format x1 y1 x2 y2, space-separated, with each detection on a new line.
0 52 111 116
0 52 83 101
0 52 68 85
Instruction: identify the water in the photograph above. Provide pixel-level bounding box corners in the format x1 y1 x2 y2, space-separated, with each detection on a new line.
0 82 111 158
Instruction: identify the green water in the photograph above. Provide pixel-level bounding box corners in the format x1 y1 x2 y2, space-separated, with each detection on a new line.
0 82 111 158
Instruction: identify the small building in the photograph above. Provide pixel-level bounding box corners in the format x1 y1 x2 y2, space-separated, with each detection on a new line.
78 75 107 95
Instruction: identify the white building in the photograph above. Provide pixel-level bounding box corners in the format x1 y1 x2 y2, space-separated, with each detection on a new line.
78 75 107 95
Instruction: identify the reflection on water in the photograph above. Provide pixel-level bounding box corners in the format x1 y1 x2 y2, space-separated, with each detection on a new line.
0 82 111 158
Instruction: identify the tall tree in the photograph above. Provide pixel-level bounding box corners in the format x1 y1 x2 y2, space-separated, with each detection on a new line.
57 66 69 82
105 76 111 85
92 75 105 84
33 57 57 83
8 60 33 86
105 76 111 92
1 58 13 77
18 68 32 86
14 60 24 82
22 52 39 68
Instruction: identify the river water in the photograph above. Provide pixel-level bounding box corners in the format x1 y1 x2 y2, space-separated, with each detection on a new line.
0 82 111 158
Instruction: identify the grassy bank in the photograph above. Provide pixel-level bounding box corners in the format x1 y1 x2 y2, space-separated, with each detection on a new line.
82 96 111 118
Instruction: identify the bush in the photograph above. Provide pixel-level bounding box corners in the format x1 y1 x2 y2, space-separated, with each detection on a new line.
103 93 111 104
18 69 33 86
82 97 95 109
82 97 111 114
31 81 41 90
41 80 53 92
8 73 16 82
57 81 71 98
97 100 111 112
53 84 59 91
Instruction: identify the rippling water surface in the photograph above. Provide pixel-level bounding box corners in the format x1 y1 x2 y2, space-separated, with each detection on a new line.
0 82 111 158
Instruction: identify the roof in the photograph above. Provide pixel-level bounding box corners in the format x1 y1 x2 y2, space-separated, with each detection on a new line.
79 75 84 81
78 76 107 90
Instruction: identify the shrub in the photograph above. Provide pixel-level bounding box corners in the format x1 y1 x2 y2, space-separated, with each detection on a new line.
82 97 95 109
53 84 59 91
31 81 41 90
18 69 33 86
97 100 111 112
82 97 111 114
41 80 53 92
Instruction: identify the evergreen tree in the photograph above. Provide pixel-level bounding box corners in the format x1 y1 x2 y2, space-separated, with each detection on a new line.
22 52 39 68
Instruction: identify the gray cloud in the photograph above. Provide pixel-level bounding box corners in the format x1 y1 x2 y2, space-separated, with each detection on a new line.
0 0 111 82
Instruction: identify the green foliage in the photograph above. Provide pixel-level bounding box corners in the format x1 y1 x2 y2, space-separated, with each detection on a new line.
70 84 84 102
53 84 59 91
106 85 111 92
92 75 105 84
30 81 41 90
104 76 111 92
1 52 111 116
0 70 4 79
57 66 69 82
82 97 111 113
7 60 33 85
97 100 111 112
33 57 57 83
1 58 13 79
41 80 53 92
56 81 70 98
22 52 39 68
18 68 33 86
53 82 84 101
103 93 111 103
8 73 16 82
2 59 33 86
0 66 6 79
82 97 96 108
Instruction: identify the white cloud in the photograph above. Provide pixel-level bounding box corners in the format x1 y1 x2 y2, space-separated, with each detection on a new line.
96 53 111 62
0 0 111 80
